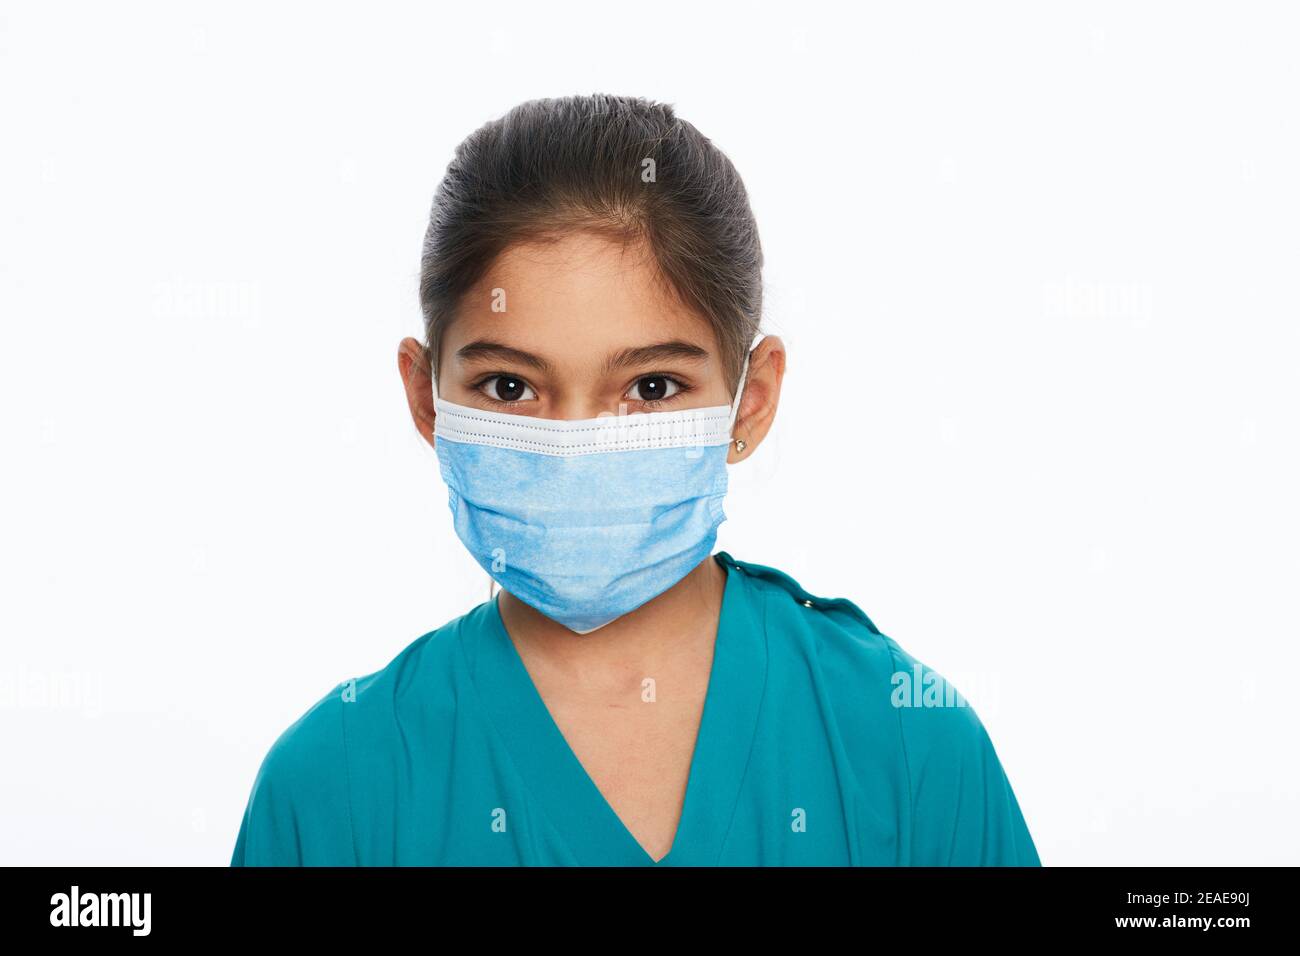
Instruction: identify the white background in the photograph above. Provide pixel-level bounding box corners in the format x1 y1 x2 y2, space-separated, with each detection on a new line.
2 0 1296 865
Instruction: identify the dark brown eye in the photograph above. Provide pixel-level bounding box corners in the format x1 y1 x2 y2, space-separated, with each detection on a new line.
494 377 525 401
627 375 680 402
476 376 536 403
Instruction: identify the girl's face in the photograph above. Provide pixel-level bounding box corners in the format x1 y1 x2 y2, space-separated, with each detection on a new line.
438 231 736 420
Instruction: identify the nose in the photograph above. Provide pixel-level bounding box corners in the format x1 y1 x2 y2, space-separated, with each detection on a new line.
550 396 631 421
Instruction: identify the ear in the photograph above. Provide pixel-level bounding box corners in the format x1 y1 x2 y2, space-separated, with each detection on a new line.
727 334 786 464
398 337 437 448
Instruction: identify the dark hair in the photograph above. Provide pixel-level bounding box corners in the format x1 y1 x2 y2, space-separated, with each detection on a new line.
418 94 763 393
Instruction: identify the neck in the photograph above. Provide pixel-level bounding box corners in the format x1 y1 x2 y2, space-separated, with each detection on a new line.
497 553 727 681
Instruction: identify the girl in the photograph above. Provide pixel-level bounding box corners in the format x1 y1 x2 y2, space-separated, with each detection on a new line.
231 94 1040 866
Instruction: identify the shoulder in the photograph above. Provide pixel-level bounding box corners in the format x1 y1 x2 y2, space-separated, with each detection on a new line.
722 551 1006 762
250 619 451 778
231 679 354 865
290 608 471 777
717 549 988 724
231 610 472 865
335 608 471 743
256 682 347 779
716 550 903 689
717 551 1038 864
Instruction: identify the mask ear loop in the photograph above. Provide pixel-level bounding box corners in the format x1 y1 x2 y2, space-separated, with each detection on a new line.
727 345 754 451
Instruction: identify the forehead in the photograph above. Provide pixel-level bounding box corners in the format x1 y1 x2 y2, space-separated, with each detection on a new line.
448 231 717 356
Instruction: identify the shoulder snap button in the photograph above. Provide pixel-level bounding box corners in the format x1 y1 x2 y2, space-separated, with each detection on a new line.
801 599 815 607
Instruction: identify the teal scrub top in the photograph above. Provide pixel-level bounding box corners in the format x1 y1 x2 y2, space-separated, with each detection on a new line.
230 551 1041 866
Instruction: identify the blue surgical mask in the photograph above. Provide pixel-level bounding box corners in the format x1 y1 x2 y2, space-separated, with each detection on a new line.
432 352 751 634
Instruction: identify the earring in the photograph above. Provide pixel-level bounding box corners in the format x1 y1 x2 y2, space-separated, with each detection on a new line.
734 439 746 452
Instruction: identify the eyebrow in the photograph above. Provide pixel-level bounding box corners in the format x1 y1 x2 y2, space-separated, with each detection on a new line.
455 339 711 375
603 340 710 374
454 340 555 373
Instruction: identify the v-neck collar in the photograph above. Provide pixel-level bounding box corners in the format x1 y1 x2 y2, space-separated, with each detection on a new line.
459 551 768 866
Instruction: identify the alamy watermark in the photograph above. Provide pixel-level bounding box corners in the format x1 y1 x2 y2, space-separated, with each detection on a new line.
1043 274 1154 328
